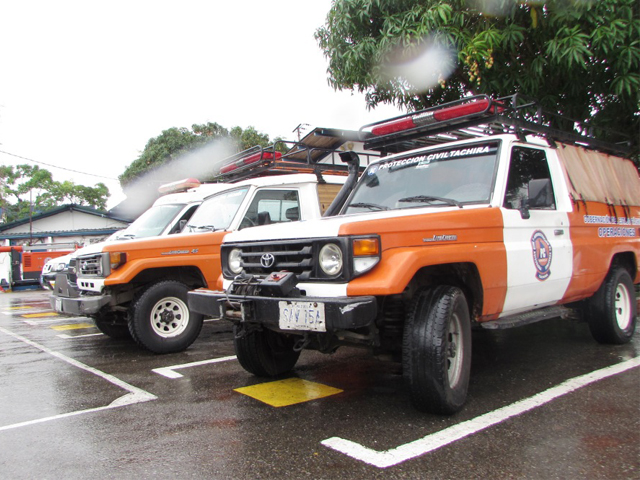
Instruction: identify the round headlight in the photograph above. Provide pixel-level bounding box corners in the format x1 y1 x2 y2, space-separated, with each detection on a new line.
228 248 243 275
319 243 343 276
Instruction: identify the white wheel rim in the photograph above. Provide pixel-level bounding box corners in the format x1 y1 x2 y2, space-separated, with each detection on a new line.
447 313 464 388
614 283 631 330
150 296 190 338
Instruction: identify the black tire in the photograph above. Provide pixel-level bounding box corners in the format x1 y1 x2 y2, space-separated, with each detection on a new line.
403 286 472 415
129 281 204 354
92 311 130 339
585 267 637 345
233 325 300 377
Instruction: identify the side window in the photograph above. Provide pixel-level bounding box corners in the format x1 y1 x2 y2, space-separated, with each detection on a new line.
240 190 300 229
504 147 556 210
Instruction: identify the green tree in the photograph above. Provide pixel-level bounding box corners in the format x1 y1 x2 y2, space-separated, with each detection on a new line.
315 0 639 150
0 165 109 223
119 123 277 187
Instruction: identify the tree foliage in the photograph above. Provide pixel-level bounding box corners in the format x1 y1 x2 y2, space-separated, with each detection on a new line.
0 164 109 223
119 123 278 187
315 0 639 150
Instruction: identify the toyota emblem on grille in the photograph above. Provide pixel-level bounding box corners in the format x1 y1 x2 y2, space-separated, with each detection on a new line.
260 253 275 268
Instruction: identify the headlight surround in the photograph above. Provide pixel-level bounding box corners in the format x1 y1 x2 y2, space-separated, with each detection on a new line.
319 243 343 276
228 248 243 275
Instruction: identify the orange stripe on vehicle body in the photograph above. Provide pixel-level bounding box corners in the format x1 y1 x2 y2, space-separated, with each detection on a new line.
563 202 640 302
103 232 227 287
340 208 508 318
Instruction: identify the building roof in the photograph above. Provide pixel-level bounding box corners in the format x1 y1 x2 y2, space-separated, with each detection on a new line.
0 204 131 232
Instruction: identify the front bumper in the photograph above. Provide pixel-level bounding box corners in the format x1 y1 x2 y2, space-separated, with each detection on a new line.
50 273 111 316
188 288 377 332
51 294 112 316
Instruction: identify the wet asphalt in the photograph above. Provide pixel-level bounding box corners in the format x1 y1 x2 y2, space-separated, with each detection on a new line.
0 289 638 479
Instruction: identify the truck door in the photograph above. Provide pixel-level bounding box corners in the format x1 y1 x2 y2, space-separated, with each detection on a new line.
500 146 573 316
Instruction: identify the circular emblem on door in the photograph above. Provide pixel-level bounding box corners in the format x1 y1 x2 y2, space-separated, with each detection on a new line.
530 230 552 281
260 253 275 268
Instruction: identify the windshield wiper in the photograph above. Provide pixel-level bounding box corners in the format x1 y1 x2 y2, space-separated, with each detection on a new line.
116 233 136 240
349 202 390 211
398 195 463 208
187 224 216 232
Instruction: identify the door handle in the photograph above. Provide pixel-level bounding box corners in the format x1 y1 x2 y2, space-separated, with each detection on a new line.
554 229 564 236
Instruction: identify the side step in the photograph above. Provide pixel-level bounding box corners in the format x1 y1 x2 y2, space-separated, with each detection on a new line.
480 306 575 330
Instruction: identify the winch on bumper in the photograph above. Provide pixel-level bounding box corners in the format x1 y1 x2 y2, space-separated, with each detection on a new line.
187 271 377 333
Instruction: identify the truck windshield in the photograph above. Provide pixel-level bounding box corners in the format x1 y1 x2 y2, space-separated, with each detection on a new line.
184 187 249 233
114 204 187 239
344 142 499 214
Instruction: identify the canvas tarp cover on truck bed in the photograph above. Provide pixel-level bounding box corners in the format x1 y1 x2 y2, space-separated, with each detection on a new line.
556 144 640 206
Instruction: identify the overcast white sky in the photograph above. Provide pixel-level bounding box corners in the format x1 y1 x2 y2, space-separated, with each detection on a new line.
0 0 404 209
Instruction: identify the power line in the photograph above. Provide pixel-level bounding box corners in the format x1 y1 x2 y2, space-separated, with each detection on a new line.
0 149 118 180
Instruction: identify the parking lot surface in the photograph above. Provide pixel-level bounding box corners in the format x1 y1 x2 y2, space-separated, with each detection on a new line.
0 290 638 479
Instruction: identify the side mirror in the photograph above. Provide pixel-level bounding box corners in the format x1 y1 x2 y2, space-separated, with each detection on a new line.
519 178 553 219
528 178 553 208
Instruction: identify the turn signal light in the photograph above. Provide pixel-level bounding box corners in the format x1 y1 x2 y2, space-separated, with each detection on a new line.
109 252 127 270
353 237 379 256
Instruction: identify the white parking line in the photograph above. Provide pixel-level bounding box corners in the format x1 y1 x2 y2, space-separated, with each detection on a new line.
0 326 157 432
152 355 237 379
322 356 640 469
57 332 104 339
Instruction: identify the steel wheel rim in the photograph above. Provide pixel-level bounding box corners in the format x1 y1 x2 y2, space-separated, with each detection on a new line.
150 296 190 338
614 283 631 330
447 312 464 388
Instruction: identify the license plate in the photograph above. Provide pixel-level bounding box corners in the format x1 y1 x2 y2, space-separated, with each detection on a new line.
278 301 326 332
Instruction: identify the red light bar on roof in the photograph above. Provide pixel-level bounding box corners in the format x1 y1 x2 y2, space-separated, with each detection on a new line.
158 178 201 194
219 151 282 174
371 98 496 136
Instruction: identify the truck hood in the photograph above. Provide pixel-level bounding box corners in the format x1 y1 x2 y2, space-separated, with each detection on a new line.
100 230 228 253
223 204 489 244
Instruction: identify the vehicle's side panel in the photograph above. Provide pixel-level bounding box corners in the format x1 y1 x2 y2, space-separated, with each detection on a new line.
563 202 640 301
341 208 508 315
102 231 227 286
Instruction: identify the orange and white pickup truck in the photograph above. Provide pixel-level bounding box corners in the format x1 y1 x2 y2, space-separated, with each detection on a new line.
188 95 640 414
52 162 350 353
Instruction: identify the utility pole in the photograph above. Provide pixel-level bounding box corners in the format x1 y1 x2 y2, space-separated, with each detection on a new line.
292 123 311 142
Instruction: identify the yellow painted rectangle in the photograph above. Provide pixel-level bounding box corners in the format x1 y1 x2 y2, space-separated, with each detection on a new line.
22 312 59 318
51 323 95 331
234 378 343 407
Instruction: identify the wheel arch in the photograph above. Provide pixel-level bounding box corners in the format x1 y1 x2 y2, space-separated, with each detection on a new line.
407 262 483 322
130 266 207 289
610 251 638 283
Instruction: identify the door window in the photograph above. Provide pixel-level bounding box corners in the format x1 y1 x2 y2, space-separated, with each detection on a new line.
504 147 556 210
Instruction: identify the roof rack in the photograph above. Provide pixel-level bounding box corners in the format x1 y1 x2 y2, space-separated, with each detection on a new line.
361 94 632 157
213 129 380 182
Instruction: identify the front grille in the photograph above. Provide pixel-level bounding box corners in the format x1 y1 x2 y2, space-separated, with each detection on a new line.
77 254 103 276
238 240 315 280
